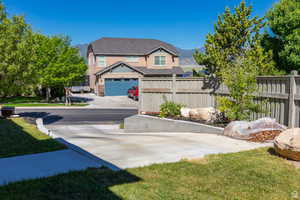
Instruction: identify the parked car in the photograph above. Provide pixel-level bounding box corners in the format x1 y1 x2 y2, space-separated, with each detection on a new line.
127 86 139 101
127 87 134 98
70 86 91 93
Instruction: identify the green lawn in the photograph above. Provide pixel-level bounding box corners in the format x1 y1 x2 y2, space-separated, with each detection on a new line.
0 118 66 158
2 103 88 107
0 96 88 107
0 147 299 200
0 96 42 104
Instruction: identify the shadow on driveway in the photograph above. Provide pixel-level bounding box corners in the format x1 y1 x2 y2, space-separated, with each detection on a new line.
18 112 63 125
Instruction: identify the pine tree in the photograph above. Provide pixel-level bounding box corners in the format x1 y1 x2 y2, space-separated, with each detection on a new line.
194 0 274 76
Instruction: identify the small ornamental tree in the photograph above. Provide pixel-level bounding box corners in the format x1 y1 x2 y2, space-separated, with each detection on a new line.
218 57 260 120
194 1 275 120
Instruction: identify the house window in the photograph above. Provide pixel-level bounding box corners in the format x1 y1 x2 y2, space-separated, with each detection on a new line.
98 56 106 67
154 56 166 66
126 56 139 62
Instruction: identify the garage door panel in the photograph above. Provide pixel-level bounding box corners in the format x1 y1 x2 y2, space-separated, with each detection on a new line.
105 79 138 96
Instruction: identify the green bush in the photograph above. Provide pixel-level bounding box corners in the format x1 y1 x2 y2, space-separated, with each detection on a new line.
159 97 183 118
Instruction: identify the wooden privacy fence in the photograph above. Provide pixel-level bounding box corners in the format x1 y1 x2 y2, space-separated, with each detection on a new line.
139 72 300 128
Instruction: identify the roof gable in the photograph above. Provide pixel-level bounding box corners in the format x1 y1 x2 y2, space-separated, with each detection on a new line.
95 62 144 76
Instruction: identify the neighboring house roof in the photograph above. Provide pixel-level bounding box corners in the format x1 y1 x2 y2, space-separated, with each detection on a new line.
95 62 184 76
90 37 179 56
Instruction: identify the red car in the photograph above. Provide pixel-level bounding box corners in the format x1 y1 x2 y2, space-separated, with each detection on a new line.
127 86 139 101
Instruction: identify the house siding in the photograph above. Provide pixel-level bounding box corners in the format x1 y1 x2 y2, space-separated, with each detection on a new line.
146 49 179 69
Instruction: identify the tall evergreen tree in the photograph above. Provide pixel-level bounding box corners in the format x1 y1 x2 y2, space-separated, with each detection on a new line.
194 1 274 76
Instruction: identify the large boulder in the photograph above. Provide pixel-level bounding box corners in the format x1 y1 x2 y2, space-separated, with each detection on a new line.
180 107 191 118
274 128 300 161
189 107 217 122
224 118 286 140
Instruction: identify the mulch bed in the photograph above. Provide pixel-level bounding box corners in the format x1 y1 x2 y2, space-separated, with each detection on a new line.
145 113 229 128
145 113 283 143
169 116 229 128
247 130 282 143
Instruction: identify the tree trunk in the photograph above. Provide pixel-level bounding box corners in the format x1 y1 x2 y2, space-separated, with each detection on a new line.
65 88 68 105
46 87 51 102
65 87 72 106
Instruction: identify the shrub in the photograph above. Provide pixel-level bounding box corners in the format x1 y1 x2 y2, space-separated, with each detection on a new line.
159 97 183 118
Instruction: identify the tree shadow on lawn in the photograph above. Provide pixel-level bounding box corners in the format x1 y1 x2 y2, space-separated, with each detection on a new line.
0 119 141 200
49 133 141 200
0 118 66 158
0 167 141 200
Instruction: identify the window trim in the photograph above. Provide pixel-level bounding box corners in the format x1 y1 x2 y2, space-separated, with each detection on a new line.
154 55 166 66
98 56 106 67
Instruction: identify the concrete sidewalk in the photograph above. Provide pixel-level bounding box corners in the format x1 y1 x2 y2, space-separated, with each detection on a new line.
0 149 101 186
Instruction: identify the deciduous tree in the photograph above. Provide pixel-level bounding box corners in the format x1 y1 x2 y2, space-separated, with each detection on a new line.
265 0 300 73
0 2 39 97
35 35 87 101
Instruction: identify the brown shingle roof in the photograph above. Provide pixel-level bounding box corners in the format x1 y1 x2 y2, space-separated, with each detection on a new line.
90 37 179 56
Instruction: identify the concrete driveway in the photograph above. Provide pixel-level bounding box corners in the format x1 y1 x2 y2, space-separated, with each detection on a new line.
47 124 270 169
72 93 138 108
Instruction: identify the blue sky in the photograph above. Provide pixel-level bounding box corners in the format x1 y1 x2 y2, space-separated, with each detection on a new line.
4 0 277 49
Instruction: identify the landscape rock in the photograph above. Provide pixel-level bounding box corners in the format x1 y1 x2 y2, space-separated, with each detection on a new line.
189 107 217 122
224 118 286 140
274 128 300 161
180 107 191 118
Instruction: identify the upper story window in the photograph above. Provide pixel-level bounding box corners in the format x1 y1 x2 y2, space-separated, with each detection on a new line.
126 56 139 63
154 56 166 66
98 56 106 67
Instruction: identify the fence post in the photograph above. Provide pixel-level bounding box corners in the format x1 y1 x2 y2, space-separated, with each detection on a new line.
172 74 176 101
288 70 297 128
138 77 143 114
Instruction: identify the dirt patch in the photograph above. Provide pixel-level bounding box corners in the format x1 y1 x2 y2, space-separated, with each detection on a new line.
184 157 209 165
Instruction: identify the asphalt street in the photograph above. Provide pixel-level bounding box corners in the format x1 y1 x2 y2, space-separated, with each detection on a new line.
16 108 138 125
